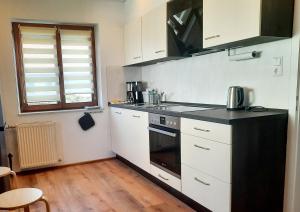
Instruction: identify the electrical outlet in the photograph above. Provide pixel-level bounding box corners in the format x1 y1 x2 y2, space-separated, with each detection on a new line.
272 56 283 77
272 57 283 66
273 66 283 77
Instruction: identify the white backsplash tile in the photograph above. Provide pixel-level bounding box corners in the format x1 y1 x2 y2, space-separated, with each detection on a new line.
139 39 292 109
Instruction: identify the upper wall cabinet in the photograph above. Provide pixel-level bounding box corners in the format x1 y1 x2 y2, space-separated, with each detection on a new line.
124 18 143 65
124 0 213 66
142 3 168 62
124 0 294 66
203 0 295 49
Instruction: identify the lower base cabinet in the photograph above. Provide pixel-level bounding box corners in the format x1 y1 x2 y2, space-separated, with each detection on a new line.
110 108 150 173
126 109 150 172
181 115 287 212
181 118 232 212
182 164 231 212
150 165 181 192
111 108 287 212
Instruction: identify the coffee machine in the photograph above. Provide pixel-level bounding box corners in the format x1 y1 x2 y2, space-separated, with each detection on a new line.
126 81 144 104
126 82 135 104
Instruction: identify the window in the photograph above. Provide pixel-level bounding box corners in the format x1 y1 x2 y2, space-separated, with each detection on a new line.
12 22 98 113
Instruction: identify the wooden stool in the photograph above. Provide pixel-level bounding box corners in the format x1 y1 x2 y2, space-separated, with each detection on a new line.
0 188 50 212
0 167 17 188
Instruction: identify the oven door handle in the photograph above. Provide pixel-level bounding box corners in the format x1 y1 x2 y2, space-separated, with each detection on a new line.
147 127 177 138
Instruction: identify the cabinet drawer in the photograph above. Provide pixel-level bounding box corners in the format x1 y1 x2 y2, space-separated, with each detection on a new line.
181 134 231 183
181 118 232 144
150 165 181 191
127 109 148 121
110 107 125 115
182 164 231 212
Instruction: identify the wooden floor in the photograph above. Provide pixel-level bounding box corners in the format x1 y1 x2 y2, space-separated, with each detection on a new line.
16 159 194 212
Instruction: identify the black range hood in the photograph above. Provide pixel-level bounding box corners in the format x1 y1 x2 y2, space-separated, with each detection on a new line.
167 0 218 57
125 0 220 67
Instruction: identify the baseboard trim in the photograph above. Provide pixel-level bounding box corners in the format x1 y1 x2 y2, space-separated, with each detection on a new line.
116 155 211 212
58 157 115 168
17 157 115 175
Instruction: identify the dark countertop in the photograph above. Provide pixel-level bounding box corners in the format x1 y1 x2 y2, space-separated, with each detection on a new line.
109 103 288 125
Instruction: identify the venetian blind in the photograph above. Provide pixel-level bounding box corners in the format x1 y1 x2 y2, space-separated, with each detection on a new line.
60 29 95 103
20 26 61 105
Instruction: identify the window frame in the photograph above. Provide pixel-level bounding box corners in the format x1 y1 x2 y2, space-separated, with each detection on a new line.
12 22 99 113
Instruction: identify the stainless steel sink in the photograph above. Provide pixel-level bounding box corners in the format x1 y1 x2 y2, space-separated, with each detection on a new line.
125 103 213 113
127 103 178 108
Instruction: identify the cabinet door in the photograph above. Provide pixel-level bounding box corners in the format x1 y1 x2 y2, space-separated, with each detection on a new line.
110 108 150 173
142 3 167 62
181 133 231 183
203 0 261 48
182 164 231 212
124 18 143 65
127 110 150 172
110 108 126 157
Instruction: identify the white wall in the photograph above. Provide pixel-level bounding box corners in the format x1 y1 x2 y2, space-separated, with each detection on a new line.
124 0 300 212
0 0 125 165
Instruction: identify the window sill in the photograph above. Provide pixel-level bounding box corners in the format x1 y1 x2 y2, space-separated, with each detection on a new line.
18 106 104 116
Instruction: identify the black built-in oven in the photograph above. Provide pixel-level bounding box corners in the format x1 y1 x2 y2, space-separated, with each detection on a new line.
148 113 181 178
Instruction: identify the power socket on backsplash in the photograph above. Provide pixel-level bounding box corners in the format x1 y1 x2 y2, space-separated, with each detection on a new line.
272 57 283 77
273 66 283 77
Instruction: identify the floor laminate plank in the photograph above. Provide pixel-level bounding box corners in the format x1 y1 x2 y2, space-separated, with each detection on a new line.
15 159 194 212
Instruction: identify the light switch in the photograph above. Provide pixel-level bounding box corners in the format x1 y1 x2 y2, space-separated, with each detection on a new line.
272 56 283 77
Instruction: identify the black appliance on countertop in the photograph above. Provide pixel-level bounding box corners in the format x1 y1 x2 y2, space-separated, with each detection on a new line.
126 81 144 104
126 82 135 104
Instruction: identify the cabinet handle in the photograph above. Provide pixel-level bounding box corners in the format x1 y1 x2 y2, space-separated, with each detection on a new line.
155 50 165 54
132 115 140 118
194 144 210 151
205 35 220 40
133 56 141 59
161 162 167 167
115 112 122 115
158 174 169 181
148 127 177 138
193 127 210 132
194 177 210 186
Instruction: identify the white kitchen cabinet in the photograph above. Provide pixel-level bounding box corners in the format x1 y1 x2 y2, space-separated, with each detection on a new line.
110 107 129 159
142 3 167 62
110 108 150 172
124 18 143 65
181 133 231 183
203 0 261 48
181 118 232 144
181 118 232 212
150 165 181 192
182 164 231 212
126 110 150 172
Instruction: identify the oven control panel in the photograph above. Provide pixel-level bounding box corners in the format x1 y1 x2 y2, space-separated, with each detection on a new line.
149 113 180 130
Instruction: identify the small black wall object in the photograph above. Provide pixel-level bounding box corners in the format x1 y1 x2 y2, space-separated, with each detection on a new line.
79 113 95 131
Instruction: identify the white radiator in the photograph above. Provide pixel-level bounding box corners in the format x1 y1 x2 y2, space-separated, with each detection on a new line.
16 122 62 169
